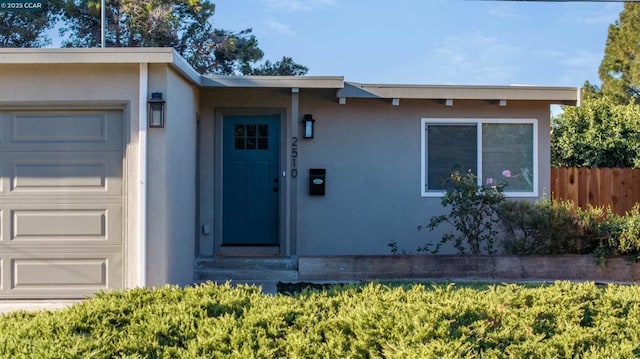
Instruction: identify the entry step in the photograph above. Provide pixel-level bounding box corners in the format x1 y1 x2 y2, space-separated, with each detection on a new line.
195 269 298 282
196 257 298 271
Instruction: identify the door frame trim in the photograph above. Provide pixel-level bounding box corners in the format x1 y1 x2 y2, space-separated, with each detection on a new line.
214 108 287 256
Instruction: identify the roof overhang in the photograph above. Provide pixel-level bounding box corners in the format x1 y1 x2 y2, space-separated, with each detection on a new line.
0 47 204 85
337 82 579 105
201 75 344 89
0 47 177 64
0 48 580 104
0 48 344 90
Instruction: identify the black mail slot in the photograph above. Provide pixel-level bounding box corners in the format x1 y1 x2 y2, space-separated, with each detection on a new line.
309 168 326 196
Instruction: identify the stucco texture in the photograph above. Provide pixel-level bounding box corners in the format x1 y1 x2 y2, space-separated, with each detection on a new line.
147 64 198 286
298 94 550 255
198 88 551 256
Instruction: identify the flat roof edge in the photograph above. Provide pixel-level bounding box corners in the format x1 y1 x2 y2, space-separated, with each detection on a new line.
0 47 176 64
201 75 345 89
338 82 579 104
0 49 579 102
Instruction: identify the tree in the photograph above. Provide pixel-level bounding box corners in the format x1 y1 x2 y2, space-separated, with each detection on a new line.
0 1 60 47
598 2 640 104
551 95 640 168
251 56 309 76
59 0 307 75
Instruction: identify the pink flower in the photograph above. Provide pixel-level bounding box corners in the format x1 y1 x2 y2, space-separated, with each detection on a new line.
502 170 512 178
485 177 494 185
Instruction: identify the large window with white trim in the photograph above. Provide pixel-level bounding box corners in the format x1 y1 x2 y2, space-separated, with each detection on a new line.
421 118 538 197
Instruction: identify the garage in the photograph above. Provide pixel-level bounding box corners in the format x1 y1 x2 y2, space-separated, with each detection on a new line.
0 109 124 298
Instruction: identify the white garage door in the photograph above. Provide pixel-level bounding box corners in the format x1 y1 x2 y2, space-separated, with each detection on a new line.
0 110 124 298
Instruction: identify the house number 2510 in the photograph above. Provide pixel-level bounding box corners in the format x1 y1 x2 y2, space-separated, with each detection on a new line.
291 136 298 178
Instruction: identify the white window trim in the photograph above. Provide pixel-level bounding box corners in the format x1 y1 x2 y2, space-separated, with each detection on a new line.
421 118 538 198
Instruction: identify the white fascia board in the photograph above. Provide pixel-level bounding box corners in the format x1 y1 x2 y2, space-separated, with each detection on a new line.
200 75 344 89
338 82 579 105
0 47 176 64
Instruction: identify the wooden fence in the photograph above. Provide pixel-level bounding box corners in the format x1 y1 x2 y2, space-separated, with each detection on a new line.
550 167 640 215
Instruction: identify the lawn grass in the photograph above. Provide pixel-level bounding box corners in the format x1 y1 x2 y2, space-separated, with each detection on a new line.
1 281 639 358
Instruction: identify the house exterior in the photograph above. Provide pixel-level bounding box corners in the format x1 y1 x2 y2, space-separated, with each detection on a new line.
0 48 579 298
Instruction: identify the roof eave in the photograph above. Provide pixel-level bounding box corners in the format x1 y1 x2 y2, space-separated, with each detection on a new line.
200 75 345 89
0 47 176 64
337 82 579 105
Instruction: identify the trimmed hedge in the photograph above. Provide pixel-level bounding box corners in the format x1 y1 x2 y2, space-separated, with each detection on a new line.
1 282 640 357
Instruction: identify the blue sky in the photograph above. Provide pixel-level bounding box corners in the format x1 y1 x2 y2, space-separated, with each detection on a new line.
211 0 624 87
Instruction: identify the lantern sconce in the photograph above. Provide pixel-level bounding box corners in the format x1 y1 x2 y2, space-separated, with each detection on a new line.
148 92 166 128
302 114 315 139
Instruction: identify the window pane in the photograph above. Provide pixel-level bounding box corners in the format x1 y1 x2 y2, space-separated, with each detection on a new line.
247 125 257 137
427 124 477 190
235 125 245 137
482 123 534 192
258 125 268 137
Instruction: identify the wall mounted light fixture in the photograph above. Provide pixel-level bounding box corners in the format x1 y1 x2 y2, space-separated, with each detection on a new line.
148 92 166 128
303 114 315 139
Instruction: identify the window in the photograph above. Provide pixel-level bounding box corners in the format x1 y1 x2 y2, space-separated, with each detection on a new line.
234 124 269 150
421 118 537 197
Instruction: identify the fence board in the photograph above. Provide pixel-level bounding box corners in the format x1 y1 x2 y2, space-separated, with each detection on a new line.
551 167 557 199
600 168 612 210
589 168 603 206
551 167 640 215
567 167 579 205
577 168 589 209
633 169 640 210
612 168 622 214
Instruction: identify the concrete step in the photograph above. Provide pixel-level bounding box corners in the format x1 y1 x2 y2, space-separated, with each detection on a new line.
196 257 298 271
195 268 298 282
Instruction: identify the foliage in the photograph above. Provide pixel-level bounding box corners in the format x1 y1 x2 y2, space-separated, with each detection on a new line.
2 282 640 357
58 0 296 75
427 170 505 255
592 204 640 262
599 2 640 104
387 240 400 255
0 0 307 76
497 199 602 255
551 95 640 168
551 3 640 165
498 198 640 265
251 56 309 76
0 0 61 47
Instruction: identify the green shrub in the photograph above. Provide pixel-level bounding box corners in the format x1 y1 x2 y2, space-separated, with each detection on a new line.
498 199 640 264
498 199 603 255
427 170 505 255
596 204 640 260
2 282 640 357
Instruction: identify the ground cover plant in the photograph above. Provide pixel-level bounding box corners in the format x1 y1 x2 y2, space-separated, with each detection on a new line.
1 281 640 358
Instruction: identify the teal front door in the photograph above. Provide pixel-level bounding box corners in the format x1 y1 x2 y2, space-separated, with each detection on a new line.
223 115 280 246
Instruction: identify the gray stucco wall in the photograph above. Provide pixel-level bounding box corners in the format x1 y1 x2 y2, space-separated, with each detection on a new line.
296 93 551 255
197 88 551 257
147 65 198 286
